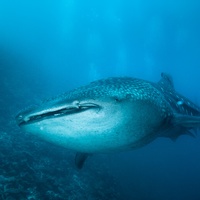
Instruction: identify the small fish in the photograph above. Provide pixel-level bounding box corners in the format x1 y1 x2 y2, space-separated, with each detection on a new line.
16 73 200 168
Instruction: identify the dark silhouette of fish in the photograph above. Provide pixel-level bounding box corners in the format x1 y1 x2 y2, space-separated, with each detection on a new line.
16 73 200 168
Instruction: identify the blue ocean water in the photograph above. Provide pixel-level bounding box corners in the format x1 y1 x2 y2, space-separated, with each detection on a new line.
0 0 200 199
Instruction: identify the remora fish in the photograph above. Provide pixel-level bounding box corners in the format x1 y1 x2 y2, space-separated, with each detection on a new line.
16 73 200 168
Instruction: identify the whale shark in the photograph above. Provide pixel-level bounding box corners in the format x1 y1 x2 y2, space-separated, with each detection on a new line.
16 73 200 168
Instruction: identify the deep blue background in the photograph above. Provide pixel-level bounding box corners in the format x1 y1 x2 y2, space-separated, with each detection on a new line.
1 0 200 199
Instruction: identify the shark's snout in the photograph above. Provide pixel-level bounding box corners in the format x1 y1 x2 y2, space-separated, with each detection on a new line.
15 113 24 126
16 111 44 126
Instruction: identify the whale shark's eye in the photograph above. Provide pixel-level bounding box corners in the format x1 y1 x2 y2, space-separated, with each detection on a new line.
112 96 120 102
115 98 119 102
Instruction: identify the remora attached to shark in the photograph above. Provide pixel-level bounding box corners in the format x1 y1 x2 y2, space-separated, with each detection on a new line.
16 73 200 168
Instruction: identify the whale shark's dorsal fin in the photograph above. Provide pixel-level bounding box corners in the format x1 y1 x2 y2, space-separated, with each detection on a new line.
158 72 174 90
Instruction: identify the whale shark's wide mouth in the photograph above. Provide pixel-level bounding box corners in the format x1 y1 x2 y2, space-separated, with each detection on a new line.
16 102 100 126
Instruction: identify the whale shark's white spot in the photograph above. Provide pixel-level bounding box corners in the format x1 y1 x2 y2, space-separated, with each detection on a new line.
177 100 184 106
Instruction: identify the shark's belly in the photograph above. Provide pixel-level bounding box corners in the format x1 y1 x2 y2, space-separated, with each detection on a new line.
22 101 165 153
23 122 146 153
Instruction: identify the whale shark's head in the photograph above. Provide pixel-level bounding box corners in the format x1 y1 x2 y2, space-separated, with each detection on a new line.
16 77 169 153
16 96 126 138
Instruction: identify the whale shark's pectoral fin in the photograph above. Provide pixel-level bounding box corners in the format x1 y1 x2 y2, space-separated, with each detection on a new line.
75 153 89 169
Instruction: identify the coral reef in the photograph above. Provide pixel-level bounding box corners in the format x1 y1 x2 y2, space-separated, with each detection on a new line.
0 126 121 200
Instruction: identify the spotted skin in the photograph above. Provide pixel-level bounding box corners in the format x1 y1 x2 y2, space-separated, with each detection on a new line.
16 73 200 155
